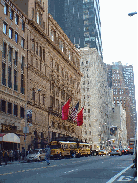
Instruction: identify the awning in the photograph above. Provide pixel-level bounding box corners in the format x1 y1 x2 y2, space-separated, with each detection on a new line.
0 133 20 143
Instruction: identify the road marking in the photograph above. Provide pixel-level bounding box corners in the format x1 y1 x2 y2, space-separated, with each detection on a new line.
106 163 134 183
117 176 134 181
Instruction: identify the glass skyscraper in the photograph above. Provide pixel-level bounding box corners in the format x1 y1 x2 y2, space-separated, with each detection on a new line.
48 0 103 58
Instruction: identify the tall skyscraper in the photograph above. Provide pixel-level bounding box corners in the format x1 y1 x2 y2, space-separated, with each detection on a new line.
48 0 103 58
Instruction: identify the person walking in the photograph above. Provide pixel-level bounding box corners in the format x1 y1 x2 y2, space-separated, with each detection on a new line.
45 145 51 165
9 150 14 162
3 150 8 165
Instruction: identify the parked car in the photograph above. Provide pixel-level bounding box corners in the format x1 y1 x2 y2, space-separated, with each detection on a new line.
98 150 108 156
110 148 122 156
124 148 130 155
120 148 125 155
26 149 46 162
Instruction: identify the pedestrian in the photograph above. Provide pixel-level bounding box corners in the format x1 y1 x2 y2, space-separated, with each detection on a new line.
3 150 8 165
0 149 2 166
45 145 51 165
9 149 14 162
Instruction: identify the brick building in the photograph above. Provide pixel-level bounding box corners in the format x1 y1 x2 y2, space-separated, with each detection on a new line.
107 62 135 141
0 0 82 151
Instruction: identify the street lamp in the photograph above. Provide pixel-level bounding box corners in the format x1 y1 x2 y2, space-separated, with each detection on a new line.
128 11 137 17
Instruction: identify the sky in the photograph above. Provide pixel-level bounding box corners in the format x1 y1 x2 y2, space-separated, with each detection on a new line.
100 0 138 113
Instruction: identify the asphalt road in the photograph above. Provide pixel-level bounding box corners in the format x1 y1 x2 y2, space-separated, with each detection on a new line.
0 154 136 183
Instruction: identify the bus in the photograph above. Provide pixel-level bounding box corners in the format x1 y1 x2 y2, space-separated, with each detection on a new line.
78 143 91 156
49 141 80 159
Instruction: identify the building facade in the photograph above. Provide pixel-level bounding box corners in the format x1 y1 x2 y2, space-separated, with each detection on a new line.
0 0 82 151
80 47 112 149
110 104 127 148
107 62 136 141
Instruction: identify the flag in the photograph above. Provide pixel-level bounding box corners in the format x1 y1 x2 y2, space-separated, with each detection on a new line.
70 102 79 122
77 107 84 126
62 99 70 120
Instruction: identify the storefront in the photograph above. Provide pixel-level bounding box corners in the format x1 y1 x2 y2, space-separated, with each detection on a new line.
0 133 20 150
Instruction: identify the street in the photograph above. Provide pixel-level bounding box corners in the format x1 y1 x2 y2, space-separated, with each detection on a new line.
0 154 136 183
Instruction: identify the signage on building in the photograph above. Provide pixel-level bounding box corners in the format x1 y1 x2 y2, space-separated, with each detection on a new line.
1 124 17 132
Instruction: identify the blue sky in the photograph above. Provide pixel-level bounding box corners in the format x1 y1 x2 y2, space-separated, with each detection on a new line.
100 0 138 113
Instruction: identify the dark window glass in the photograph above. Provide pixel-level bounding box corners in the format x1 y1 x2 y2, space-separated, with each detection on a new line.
21 74 24 94
14 51 18 65
20 107 24 118
9 46 12 62
21 56 24 70
8 102 12 114
3 42 7 58
8 67 12 88
2 62 6 86
14 70 17 91
14 104 18 116
1 100 6 113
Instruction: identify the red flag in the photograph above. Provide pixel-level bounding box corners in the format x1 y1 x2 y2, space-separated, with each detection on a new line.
77 107 84 126
62 99 70 120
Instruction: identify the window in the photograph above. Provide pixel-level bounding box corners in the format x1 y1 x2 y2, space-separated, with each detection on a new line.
9 7 14 20
22 20 25 32
14 104 18 116
43 49 45 61
14 70 17 91
2 42 7 58
21 37 25 49
37 12 39 24
8 66 12 88
15 13 19 25
8 45 12 62
14 51 18 66
15 32 18 43
3 22 7 34
32 88 35 102
4 3 8 15
21 74 24 94
21 56 24 70
8 102 12 114
20 107 24 118
1 100 6 113
36 42 38 55
39 46 42 58
9 27 13 39
2 62 6 86
88 109 90 113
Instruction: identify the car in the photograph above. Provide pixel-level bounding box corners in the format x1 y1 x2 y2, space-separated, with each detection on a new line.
26 149 46 162
98 149 108 156
110 148 122 156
